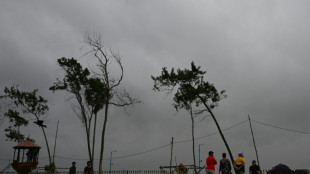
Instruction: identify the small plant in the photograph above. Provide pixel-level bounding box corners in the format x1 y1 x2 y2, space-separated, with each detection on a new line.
177 163 188 174
44 162 56 173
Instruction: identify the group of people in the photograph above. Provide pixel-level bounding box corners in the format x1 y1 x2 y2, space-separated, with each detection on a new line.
206 151 261 174
69 151 260 174
69 161 93 174
26 148 38 162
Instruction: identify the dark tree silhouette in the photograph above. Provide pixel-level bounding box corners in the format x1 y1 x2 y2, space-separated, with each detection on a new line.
152 62 234 170
50 57 107 165
83 33 140 174
0 85 52 164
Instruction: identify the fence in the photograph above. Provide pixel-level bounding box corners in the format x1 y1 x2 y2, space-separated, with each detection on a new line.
1 169 309 174
29 171 167 174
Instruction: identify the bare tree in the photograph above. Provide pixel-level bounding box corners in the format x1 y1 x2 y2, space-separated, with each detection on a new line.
83 33 140 174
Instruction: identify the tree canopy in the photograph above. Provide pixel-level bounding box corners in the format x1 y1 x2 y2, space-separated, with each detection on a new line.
0 85 52 164
152 61 234 170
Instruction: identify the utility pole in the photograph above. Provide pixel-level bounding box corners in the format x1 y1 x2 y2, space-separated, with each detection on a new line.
109 150 116 174
198 144 204 174
248 115 260 166
53 120 59 163
170 137 174 174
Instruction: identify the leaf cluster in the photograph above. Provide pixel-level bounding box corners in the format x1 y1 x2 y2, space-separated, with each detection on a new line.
2 86 48 117
4 126 25 142
44 162 56 172
50 57 109 122
50 57 91 93
1 85 48 142
152 61 226 112
5 109 28 127
85 77 108 113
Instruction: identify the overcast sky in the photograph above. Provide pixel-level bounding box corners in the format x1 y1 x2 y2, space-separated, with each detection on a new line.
1 0 310 172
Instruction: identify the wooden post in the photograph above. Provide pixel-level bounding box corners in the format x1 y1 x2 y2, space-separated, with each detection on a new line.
53 120 59 163
17 149 20 161
13 149 16 161
22 149 25 162
248 115 260 166
170 137 173 174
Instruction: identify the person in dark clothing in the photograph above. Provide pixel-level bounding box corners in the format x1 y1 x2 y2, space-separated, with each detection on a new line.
249 160 261 174
26 149 34 162
219 153 232 174
69 161 76 174
84 161 93 174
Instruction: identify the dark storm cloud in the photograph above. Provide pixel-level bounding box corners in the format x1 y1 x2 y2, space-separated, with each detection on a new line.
1 0 310 172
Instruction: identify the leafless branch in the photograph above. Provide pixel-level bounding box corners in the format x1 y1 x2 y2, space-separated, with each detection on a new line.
109 89 141 107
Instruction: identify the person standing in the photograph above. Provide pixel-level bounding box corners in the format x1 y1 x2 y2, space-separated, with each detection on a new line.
69 161 76 174
84 161 93 174
219 153 232 174
249 160 261 174
206 151 217 174
233 152 245 174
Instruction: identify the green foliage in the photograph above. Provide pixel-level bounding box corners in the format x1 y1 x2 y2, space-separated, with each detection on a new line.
178 163 188 172
49 57 108 115
152 61 226 111
3 109 28 142
44 162 56 172
85 77 108 113
4 126 25 142
152 61 235 169
2 86 49 116
0 85 51 162
5 109 28 127
49 57 90 93
50 57 109 165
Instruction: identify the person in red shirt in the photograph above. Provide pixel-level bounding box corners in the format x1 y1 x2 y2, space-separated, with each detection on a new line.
206 151 217 174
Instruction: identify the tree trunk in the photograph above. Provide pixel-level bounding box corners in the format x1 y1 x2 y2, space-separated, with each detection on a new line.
199 97 236 173
99 103 109 174
41 127 52 165
91 112 98 166
85 119 92 163
78 94 93 163
190 107 197 174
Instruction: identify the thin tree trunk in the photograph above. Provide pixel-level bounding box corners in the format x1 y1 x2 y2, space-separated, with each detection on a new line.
170 137 173 174
190 107 197 174
199 97 236 173
99 103 109 174
85 120 92 162
78 95 93 162
91 112 98 165
41 127 52 164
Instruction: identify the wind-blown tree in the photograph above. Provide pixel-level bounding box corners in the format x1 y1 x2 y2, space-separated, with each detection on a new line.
0 85 52 164
50 57 107 166
83 33 140 174
151 62 234 169
2 109 29 142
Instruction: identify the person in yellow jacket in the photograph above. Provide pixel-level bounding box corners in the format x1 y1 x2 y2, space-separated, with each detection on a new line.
233 152 245 174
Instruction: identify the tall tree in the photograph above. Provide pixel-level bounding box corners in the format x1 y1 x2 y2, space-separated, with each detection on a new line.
50 57 107 165
151 62 234 168
83 33 140 174
0 85 52 164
